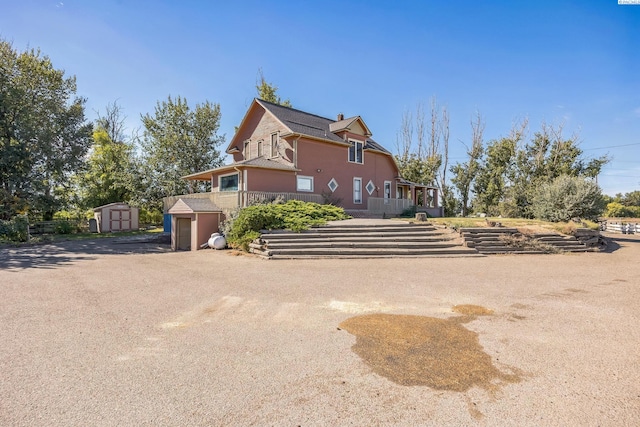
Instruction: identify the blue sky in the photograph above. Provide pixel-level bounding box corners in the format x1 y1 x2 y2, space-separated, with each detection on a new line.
2 0 639 196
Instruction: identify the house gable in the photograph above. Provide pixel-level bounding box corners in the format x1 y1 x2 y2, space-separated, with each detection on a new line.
329 116 372 137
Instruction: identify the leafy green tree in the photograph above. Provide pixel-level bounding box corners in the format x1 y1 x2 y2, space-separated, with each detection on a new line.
604 202 640 218
76 128 135 208
256 68 291 106
139 96 225 211
531 175 605 222
0 39 92 220
504 124 608 218
473 137 517 214
621 190 640 207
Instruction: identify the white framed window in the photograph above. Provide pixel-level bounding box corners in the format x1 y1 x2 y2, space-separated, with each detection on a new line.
348 139 363 164
384 181 391 204
353 177 362 204
219 173 239 192
296 175 314 192
327 178 338 193
366 180 376 195
257 140 263 157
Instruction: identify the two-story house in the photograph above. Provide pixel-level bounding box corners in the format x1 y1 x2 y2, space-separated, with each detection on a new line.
165 99 441 250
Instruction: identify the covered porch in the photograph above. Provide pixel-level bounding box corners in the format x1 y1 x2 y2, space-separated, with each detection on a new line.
395 178 443 218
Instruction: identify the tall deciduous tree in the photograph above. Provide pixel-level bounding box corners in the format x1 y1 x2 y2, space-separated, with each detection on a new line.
256 68 291 107
395 99 442 187
0 39 92 220
451 112 485 216
472 119 527 215
77 127 135 209
139 96 225 211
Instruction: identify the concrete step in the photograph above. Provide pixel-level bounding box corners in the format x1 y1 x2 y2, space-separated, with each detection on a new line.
459 227 519 234
262 235 457 244
263 241 463 250
261 231 445 240
266 225 437 233
266 246 481 258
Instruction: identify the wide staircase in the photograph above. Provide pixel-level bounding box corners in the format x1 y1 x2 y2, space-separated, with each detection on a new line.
249 222 480 259
459 227 595 254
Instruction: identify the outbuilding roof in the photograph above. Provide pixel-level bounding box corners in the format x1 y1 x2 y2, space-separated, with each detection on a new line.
168 198 221 213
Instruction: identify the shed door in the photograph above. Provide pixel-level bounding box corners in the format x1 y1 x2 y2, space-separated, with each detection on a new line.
177 218 191 251
109 209 131 231
120 210 131 230
110 209 121 231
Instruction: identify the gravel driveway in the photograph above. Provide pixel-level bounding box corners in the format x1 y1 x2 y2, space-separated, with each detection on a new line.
1 234 639 426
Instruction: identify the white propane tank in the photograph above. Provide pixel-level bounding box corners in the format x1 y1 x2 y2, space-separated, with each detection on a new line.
207 233 220 248
208 233 226 250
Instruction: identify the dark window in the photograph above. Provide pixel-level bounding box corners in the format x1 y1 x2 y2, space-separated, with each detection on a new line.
219 174 239 191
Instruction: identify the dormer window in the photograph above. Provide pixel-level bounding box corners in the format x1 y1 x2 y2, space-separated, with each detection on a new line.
348 140 363 164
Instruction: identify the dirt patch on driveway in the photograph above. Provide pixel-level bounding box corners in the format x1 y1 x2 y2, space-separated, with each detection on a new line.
339 308 520 392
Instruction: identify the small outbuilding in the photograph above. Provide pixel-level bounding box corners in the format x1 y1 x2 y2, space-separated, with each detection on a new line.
93 202 139 233
168 198 223 251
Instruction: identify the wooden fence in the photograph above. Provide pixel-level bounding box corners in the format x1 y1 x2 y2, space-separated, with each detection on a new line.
602 220 639 234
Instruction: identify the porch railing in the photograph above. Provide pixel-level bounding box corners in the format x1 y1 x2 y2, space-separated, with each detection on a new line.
163 191 323 213
367 197 413 215
164 192 443 217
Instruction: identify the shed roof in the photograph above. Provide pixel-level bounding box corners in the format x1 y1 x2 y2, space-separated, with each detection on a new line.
168 198 221 214
93 202 133 212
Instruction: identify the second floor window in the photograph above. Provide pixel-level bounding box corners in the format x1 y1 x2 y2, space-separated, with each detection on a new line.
348 140 363 164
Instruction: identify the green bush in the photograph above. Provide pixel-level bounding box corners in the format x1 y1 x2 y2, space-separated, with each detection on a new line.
0 215 29 242
531 175 605 222
54 220 75 234
399 205 417 218
139 207 163 225
604 202 640 218
225 200 350 251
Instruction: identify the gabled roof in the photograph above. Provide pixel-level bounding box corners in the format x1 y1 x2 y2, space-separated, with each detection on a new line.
168 198 221 214
226 99 391 156
93 202 133 211
329 116 372 136
182 156 299 181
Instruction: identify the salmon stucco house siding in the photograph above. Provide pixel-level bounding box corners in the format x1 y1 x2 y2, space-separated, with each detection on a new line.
164 99 442 249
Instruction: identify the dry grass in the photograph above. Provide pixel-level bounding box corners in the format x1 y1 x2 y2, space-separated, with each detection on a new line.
420 217 599 235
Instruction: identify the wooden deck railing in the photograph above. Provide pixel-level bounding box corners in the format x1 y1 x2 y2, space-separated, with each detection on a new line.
164 192 444 217
163 191 324 213
367 197 413 215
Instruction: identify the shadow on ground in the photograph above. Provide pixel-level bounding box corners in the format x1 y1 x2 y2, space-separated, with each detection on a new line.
0 235 171 271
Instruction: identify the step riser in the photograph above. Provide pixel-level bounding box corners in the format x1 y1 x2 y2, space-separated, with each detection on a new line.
263 243 462 250
266 249 479 256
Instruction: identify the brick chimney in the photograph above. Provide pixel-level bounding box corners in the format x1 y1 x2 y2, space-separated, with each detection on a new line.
337 113 344 121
